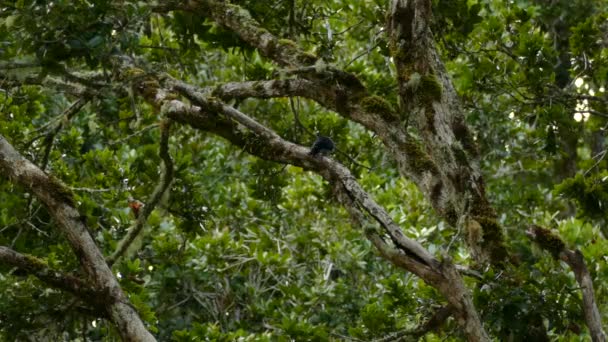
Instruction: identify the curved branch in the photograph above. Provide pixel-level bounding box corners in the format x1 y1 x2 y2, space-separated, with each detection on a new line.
108 119 174 266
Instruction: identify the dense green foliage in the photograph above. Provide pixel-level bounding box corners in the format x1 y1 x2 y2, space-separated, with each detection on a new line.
0 0 607 340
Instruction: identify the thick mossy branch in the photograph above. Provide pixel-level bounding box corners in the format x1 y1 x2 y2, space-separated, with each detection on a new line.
527 225 566 259
402 138 439 175
474 216 508 264
419 74 443 102
360 95 399 122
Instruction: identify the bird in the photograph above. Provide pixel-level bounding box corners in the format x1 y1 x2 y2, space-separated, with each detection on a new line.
309 133 335 156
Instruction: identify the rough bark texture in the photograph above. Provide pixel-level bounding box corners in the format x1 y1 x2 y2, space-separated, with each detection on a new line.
387 0 506 266
0 136 156 342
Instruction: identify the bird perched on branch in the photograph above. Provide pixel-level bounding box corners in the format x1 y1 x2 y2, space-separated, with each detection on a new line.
309 133 335 156
128 197 144 218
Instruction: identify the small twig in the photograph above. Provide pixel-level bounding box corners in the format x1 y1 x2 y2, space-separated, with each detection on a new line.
39 98 89 170
69 187 114 193
345 40 382 68
584 149 607 175
107 123 160 146
289 97 309 141
10 226 23 248
162 295 192 313
334 147 373 171
25 221 49 237
138 45 178 51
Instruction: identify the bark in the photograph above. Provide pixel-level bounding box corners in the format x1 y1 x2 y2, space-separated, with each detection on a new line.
387 0 505 266
0 135 156 342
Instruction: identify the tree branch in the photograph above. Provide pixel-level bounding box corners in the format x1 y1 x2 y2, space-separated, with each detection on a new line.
107 119 174 266
39 97 89 170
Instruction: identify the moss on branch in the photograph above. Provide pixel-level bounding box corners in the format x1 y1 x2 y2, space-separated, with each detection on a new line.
360 96 398 122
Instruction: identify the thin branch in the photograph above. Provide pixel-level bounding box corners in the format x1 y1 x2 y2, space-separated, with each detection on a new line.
107 119 174 266
39 98 89 170
289 96 307 141
345 39 382 68
584 149 607 176
69 187 114 193
107 123 160 146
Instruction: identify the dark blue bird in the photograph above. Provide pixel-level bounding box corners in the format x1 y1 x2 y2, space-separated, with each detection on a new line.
309 133 335 156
